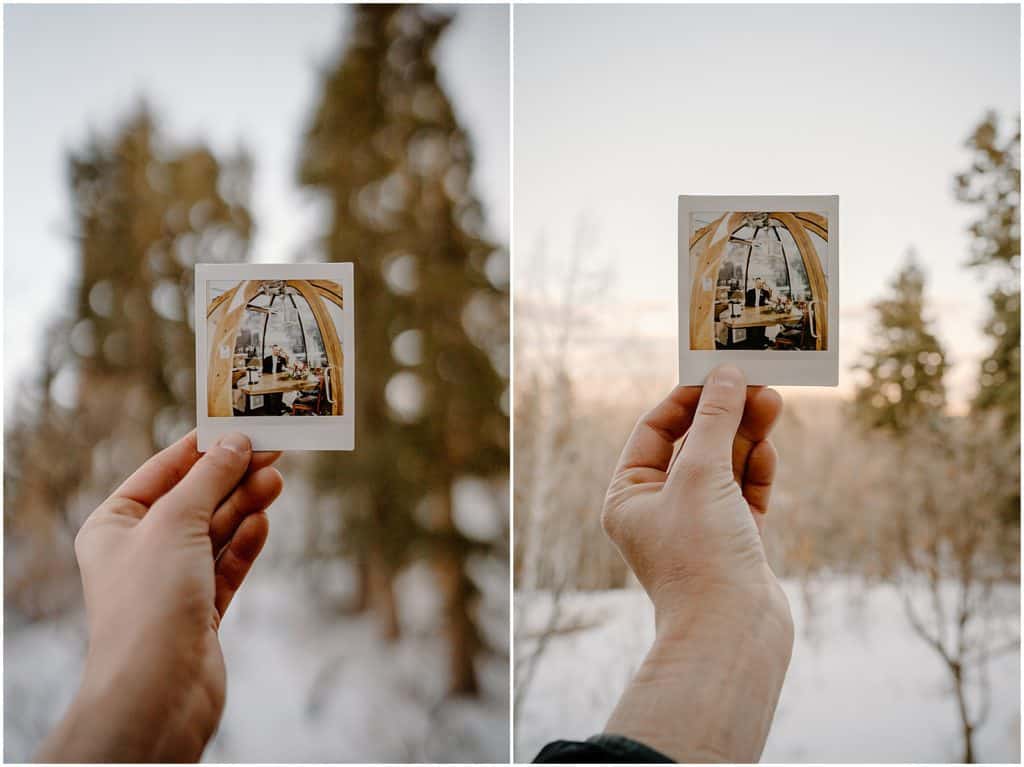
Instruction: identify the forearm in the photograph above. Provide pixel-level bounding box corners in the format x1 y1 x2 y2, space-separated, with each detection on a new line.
37 677 161 762
605 581 794 763
36 653 207 763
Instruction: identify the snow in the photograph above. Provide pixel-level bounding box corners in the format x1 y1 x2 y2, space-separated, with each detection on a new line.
515 579 1020 764
4 562 509 763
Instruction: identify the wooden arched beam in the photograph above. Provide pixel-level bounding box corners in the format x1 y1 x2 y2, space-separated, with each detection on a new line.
207 280 264 416
695 213 828 248
772 212 828 350
309 279 344 307
689 212 747 349
207 288 235 318
792 213 827 241
690 221 715 249
794 212 828 233
287 280 344 416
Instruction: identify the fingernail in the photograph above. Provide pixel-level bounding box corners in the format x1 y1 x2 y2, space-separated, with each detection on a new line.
709 364 744 388
219 433 251 456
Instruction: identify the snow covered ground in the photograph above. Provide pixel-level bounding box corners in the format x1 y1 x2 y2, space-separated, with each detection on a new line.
5 561 509 763
515 579 1020 763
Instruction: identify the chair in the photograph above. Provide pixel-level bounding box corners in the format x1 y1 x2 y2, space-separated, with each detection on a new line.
291 376 324 416
774 311 809 350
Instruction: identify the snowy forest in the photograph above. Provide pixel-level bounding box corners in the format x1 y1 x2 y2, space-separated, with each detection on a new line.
4 6 509 762
514 113 1020 763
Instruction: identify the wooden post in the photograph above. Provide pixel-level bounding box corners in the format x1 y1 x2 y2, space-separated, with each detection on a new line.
287 280 345 416
771 212 829 351
689 212 747 350
206 280 263 417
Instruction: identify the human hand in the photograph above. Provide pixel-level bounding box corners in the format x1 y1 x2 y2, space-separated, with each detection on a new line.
601 364 793 762
602 364 785 623
37 431 283 763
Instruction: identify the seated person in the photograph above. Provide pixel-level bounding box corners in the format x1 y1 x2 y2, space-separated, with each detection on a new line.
262 344 290 374
261 344 290 415
745 276 772 308
744 277 773 348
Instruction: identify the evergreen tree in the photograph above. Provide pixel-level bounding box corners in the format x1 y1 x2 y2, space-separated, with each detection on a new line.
955 112 1020 431
852 254 947 434
5 106 252 619
852 245 1016 763
67 107 253 454
297 6 508 696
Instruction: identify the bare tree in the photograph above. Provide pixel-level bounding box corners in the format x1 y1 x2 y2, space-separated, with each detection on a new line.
515 218 611 591
892 419 1019 763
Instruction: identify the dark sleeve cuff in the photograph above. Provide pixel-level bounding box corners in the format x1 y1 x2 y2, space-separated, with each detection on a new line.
534 733 673 763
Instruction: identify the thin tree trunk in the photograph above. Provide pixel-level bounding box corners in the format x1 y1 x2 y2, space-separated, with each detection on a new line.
950 662 975 763
351 549 371 614
436 548 479 696
368 546 400 641
436 487 479 697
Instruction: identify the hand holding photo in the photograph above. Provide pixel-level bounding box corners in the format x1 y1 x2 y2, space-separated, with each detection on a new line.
678 195 839 386
195 263 355 451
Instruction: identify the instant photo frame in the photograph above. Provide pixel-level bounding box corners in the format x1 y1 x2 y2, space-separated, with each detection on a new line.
195 263 355 451
678 195 839 386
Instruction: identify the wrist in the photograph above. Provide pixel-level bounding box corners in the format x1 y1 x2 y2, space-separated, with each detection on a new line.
37 666 162 763
606 573 794 763
652 570 794 647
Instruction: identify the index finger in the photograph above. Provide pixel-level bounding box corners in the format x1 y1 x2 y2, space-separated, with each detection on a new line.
732 387 783 482
615 386 702 476
111 430 202 506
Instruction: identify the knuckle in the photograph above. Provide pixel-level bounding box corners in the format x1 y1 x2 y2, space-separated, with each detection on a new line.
697 399 733 417
175 503 213 524
673 455 713 484
638 410 674 442
104 497 142 518
205 445 246 473
600 503 622 541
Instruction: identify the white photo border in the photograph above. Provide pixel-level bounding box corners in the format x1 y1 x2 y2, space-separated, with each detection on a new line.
678 195 839 387
195 262 355 452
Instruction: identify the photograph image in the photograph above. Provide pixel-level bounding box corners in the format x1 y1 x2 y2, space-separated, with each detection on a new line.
689 210 829 352
678 195 839 386
196 263 355 450
206 278 346 418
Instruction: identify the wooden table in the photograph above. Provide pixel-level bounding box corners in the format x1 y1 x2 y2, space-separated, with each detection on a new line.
719 306 804 348
236 372 319 413
721 306 803 329
237 371 320 396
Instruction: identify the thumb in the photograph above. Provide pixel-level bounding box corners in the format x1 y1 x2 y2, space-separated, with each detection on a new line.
148 433 252 528
675 364 746 469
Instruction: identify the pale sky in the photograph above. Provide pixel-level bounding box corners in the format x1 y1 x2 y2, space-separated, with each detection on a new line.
514 3 1020 408
4 3 509 400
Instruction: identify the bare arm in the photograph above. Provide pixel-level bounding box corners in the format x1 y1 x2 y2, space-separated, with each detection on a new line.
600 365 793 762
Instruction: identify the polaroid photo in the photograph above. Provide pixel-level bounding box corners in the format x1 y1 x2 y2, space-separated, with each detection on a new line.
195 263 355 451
678 195 839 386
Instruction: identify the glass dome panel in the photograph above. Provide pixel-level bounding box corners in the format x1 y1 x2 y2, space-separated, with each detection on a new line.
718 240 748 290
234 291 272 360
292 293 328 368
745 226 790 295
778 227 812 302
